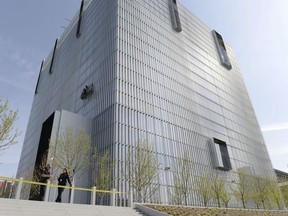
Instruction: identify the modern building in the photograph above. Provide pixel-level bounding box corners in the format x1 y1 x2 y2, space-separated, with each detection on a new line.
17 0 276 207
275 169 288 183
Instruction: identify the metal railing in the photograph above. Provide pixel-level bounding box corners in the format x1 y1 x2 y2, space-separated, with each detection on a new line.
0 176 133 207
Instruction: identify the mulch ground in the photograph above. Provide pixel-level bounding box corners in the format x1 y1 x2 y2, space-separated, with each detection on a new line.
146 204 288 216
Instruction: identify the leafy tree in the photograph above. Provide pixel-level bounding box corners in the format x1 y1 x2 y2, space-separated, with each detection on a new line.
0 98 20 155
251 176 271 209
49 127 97 179
210 172 230 208
280 184 288 207
171 152 194 205
277 172 288 208
20 154 48 200
231 170 252 209
122 140 158 203
267 178 284 210
194 173 212 207
93 150 114 205
220 185 231 208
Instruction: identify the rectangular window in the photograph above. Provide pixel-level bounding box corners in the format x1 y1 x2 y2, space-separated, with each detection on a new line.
76 0 84 38
210 138 232 171
212 30 232 70
49 38 58 74
170 0 182 32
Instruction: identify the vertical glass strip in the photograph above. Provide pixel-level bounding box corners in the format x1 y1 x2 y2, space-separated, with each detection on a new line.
35 60 44 94
170 0 182 32
215 143 224 168
49 38 58 74
76 0 84 38
220 144 232 169
212 30 232 70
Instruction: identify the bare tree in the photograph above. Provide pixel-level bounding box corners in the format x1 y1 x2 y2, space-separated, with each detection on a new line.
194 174 212 207
0 98 20 155
231 170 252 209
93 150 114 205
49 127 97 179
171 152 193 205
122 140 158 203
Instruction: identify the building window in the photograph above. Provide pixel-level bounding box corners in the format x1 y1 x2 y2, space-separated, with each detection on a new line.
210 138 232 171
76 0 84 38
49 38 58 74
35 60 44 94
170 0 182 32
212 30 232 70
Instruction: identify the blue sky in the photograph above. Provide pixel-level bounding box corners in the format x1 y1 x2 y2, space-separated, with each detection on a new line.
0 0 287 177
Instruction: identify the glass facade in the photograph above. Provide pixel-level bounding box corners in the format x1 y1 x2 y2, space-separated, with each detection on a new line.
17 0 276 207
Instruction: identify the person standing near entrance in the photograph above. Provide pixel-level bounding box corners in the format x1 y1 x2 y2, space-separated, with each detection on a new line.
39 164 52 201
55 168 72 203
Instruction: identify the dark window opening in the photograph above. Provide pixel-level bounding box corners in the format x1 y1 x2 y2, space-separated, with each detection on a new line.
76 0 84 38
212 30 232 70
49 38 58 74
212 138 232 171
30 113 55 200
170 0 182 32
35 60 44 94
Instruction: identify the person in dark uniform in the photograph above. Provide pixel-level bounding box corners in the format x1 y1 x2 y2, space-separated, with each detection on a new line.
55 168 72 203
39 164 52 201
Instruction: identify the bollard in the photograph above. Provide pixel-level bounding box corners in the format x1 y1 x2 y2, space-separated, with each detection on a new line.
44 180 51 202
91 186 96 205
70 180 75 204
128 191 133 207
15 177 23 199
110 188 116 206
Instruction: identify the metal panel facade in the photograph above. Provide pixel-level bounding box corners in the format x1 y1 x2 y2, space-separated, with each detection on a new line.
17 0 275 207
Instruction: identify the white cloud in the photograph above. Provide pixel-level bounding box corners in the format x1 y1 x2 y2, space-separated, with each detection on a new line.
0 36 38 93
0 76 33 93
10 52 37 77
261 122 288 132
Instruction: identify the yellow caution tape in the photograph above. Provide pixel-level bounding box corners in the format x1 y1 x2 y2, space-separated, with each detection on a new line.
0 176 125 194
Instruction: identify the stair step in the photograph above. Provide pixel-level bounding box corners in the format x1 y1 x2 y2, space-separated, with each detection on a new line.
0 198 146 216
